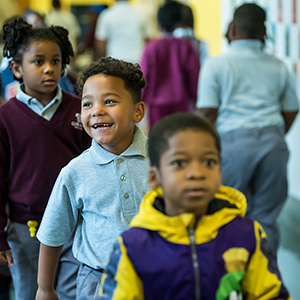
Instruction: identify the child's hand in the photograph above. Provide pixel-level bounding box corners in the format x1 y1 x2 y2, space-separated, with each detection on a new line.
0 249 14 266
35 287 59 300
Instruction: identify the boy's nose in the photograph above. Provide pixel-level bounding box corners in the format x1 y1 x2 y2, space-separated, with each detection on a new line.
91 104 106 117
186 163 206 180
44 62 54 73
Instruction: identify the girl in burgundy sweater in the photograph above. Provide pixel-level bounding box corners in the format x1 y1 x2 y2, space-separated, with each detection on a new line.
0 17 90 300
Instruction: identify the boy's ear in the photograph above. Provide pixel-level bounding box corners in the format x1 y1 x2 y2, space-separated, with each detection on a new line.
227 21 235 42
133 101 145 123
10 61 23 80
148 166 161 189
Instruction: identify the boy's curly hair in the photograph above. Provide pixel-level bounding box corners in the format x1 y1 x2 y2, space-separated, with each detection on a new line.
2 17 74 81
77 57 147 103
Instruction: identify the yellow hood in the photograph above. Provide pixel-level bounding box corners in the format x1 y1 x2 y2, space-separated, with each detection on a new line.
130 185 247 245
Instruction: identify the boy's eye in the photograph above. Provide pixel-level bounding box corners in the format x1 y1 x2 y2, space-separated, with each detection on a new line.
82 102 92 108
105 100 115 105
203 159 218 167
34 60 43 65
171 160 186 167
52 59 60 64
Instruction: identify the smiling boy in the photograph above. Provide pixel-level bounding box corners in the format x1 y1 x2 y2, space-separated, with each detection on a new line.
100 113 291 300
35 57 150 300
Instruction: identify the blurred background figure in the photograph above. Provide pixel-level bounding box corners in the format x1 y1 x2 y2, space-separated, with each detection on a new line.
94 0 152 63
23 8 46 28
172 2 209 67
197 3 299 253
140 0 200 130
77 5 108 59
45 0 81 55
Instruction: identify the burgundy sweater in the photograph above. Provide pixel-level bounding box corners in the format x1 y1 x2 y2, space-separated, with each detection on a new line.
140 37 200 107
0 92 91 250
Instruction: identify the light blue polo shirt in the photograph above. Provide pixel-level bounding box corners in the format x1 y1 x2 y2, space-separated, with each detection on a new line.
37 125 150 270
197 40 299 134
16 83 62 120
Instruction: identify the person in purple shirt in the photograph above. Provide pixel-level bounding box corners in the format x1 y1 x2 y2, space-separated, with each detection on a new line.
140 1 200 130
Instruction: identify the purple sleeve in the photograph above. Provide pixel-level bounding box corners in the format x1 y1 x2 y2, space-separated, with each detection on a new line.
0 116 10 251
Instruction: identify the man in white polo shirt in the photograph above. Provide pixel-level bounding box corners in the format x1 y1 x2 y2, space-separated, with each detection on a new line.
94 0 152 63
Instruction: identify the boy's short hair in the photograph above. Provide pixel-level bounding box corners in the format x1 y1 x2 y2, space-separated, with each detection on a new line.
148 113 221 168
76 57 147 103
233 3 266 38
157 1 183 33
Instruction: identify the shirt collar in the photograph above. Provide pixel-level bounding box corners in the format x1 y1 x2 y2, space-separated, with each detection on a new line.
89 125 148 165
115 1 130 6
16 83 62 106
230 39 264 51
173 28 194 38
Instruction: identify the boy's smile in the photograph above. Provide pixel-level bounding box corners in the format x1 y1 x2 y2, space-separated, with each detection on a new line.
81 74 145 155
149 129 222 217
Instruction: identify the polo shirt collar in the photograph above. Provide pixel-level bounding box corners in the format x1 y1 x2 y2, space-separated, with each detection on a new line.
230 39 263 51
115 1 130 7
90 125 148 165
16 83 62 106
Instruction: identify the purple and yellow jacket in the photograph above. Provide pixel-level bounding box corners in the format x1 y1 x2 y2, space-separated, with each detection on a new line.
100 186 291 300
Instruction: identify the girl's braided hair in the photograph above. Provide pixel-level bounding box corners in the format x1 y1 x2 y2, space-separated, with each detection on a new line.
2 17 74 81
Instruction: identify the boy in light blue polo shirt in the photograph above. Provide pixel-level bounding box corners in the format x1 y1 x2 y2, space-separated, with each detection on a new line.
196 3 299 253
36 57 150 300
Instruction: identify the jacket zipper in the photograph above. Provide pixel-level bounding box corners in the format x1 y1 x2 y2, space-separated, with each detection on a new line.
188 227 201 300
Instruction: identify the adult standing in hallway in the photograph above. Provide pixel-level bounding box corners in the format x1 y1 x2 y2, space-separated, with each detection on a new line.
140 1 200 130
197 3 299 253
45 0 82 55
172 3 209 67
94 0 152 63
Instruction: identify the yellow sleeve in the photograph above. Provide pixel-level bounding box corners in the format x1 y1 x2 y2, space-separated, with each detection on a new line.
241 221 291 300
99 236 144 300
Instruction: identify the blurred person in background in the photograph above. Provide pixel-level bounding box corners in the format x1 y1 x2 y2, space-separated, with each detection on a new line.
45 0 81 55
172 2 209 67
197 3 299 253
77 5 108 60
140 0 200 130
94 0 152 63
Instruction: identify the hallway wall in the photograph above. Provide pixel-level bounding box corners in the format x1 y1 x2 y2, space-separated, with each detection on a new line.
190 0 221 56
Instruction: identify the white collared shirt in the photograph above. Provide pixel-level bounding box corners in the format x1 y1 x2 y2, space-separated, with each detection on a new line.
16 84 63 120
95 1 152 63
197 40 299 134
